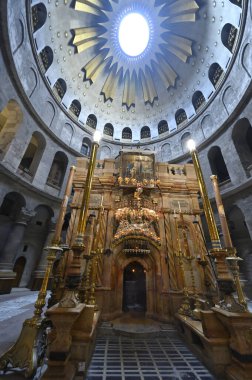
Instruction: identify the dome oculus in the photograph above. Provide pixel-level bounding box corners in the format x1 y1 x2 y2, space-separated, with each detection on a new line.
118 13 150 57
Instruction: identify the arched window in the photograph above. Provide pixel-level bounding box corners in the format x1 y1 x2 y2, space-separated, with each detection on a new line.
32 3 47 32
141 126 151 139
103 123 114 137
86 114 97 129
158 120 169 135
39 46 53 72
181 132 191 154
46 152 68 189
0 192 26 220
209 63 224 88
53 78 66 100
192 91 206 112
69 100 81 118
19 131 46 178
232 118 252 177
221 24 238 53
122 127 132 140
229 0 242 7
175 109 187 127
208 146 230 184
81 137 91 156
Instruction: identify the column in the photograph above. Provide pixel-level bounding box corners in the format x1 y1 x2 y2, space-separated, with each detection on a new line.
0 207 35 294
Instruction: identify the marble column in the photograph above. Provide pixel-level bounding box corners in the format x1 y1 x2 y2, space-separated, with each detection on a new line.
30 221 56 290
0 207 35 294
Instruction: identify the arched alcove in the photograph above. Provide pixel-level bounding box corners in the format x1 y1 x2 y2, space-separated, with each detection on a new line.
123 261 146 312
192 91 205 112
46 151 68 189
53 78 67 100
86 114 97 129
122 127 132 140
158 120 169 135
61 123 73 146
181 132 191 154
0 192 26 221
175 109 187 127
221 23 238 53
103 123 114 137
69 99 81 118
81 137 91 156
18 131 46 178
209 63 224 88
232 118 252 177
141 126 151 139
161 143 172 162
208 146 230 184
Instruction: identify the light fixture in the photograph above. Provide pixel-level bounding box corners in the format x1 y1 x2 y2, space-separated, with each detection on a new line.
93 130 101 143
187 139 196 152
118 13 150 57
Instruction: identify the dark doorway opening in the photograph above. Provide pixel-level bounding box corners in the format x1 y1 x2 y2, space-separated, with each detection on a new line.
123 262 146 312
13 256 26 287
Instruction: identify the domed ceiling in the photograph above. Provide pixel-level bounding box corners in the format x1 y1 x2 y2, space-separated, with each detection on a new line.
30 0 243 141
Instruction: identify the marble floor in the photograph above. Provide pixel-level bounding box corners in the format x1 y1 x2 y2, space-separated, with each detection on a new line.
0 289 217 380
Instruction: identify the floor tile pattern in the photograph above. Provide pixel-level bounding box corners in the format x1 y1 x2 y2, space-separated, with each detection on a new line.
87 335 216 380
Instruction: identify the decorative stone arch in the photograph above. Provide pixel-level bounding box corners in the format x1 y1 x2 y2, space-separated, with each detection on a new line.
192 91 205 112
221 23 238 53
46 151 68 189
158 120 169 135
181 132 191 154
103 123 114 137
161 143 172 162
232 118 252 177
86 114 97 129
208 146 230 184
18 131 46 178
0 192 26 221
141 126 151 139
0 99 23 159
99 145 111 160
53 78 67 100
39 46 53 73
61 123 74 146
208 63 224 88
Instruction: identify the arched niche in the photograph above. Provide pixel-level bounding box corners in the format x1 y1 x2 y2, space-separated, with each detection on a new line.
158 120 169 135
46 151 68 189
181 132 191 154
0 100 23 159
99 146 111 160
32 3 47 32
69 99 81 118
39 46 53 72
208 146 230 184
81 137 91 156
209 63 224 88
141 126 151 139
161 143 172 162
61 123 73 146
122 127 132 140
0 192 26 221
175 109 187 127
86 114 97 129
192 91 205 112
221 23 238 53
103 123 114 137
53 78 67 100
18 131 46 178
232 118 252 177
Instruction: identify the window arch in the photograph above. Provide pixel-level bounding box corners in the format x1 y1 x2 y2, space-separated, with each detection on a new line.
221 23 238 53
18 131 46 178
158 120 169 135
69 100 81 118
86 114 97 129
0 192 26 220
192 91 206 112
228 0 242 7
209 63 224 88
208 146 230 184
232 118 252 177
175 109 187 127
32 3 47 32
81 137 91 156
181 132 191 154
39 46 53 72
103 123 114 137
122 127 132 140
46 151 68 189
53 78 66 100
141 126 151 139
